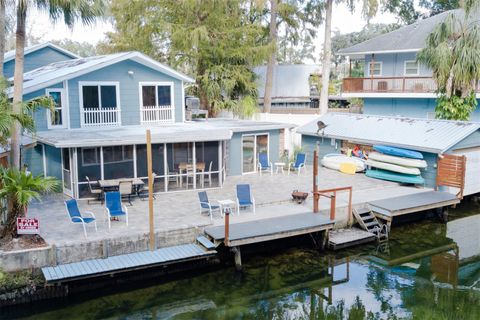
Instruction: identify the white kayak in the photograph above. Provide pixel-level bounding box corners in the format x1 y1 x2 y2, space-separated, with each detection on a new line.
321 154 366 172
365 159 421 175
369 152 427 168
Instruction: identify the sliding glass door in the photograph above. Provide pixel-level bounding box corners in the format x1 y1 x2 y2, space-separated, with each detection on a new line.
242 134 269 174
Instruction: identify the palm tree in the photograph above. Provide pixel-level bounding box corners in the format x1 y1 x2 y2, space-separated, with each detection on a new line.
0 0 7 76
0 167 59 238
10 0 105 169
417 1 480 120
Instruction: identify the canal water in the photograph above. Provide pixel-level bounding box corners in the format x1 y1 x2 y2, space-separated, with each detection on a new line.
7 201 480 319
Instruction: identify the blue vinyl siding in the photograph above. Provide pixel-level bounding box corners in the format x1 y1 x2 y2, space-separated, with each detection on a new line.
363 98 480 121
45 145 62 180
25 83 64 132
22 144 44 176
228 130 282 176
68 60 184 128
3 46 75 79
364 52 431 77
301 136 340 166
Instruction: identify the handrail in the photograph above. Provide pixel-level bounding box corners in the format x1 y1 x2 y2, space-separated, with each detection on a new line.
313 186 353 225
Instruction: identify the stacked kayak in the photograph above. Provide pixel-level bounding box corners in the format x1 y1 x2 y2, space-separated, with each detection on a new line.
365 145 426 184
321 153 366 173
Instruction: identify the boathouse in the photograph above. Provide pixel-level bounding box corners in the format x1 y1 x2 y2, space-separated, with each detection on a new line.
297 113 480 196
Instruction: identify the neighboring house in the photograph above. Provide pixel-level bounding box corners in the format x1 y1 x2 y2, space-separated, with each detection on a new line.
254 64 322 111
11 51 291 199
337 10 480 121
3 42 80 79
297 113 480 196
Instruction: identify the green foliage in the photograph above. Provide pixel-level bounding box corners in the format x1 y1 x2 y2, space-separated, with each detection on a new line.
417 1 480 120
383 0 460 24
435 92 478 120
0 268 44 294
51 39 98 57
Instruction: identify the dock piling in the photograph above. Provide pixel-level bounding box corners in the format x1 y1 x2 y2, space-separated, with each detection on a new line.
232 246 242 271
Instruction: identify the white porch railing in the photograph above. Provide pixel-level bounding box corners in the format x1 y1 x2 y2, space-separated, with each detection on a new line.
81 107 121 127
141 105 175 124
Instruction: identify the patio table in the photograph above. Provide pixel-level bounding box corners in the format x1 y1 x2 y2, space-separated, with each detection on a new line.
178 162 206 188
98 178 145 191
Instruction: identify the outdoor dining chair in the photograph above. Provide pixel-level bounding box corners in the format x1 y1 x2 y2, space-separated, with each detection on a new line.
65 199 97 238
119 180 134 205
138 173 157 200
236 184 255 215
203 161 213 187
105 192 129 229
288 153 307 175
86 176 103 204
198 191 220 221
257 153 273 176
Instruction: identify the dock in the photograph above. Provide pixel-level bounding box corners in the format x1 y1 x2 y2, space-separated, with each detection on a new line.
368 191 460 226
42 243 216 283
328 228 377 250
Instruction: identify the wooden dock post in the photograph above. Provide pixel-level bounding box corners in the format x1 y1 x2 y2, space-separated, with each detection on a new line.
232 246 242 271
313 150 319 213
224 208 230 246
146 130 155 251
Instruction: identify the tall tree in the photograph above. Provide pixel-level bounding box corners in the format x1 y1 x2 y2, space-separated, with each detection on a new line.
0 0 6 76
263 0 278 113
10 0 105 169
417 0 480 120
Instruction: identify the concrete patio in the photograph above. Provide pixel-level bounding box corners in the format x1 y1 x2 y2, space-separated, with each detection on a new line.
29 166 431 248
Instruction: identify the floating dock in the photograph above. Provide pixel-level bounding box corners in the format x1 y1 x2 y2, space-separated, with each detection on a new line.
328 228 377 250
42 242 216 283
368 191 460 227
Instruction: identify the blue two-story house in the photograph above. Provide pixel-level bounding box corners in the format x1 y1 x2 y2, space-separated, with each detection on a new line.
8 50 291 199
338 9 480 122
3 42 80 79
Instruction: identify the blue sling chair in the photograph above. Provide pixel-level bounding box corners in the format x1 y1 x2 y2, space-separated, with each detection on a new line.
198 191 220 221
236 184 255 215
288 153 307 175
65 199 97 238
105 192 129 229
257 152 273 176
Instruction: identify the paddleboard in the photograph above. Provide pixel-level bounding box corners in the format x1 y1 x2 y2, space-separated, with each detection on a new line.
321 154 366 172
366 169 425 184
369 152 427 168
365 159 421 175
373 145 424 160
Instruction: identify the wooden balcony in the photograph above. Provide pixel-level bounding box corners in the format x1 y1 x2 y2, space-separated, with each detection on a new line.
342 77 438 93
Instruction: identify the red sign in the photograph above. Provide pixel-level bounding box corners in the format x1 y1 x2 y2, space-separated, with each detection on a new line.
17 218 39 235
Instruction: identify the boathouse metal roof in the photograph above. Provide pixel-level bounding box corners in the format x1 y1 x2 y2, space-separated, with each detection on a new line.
297 113 480 154
338 10 462 56
32 119 295 148
7 51 194 97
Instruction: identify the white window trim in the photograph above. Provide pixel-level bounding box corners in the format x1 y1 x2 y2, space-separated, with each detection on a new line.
78 81 121 110
241 132 270 175
404 60 420 76
45 88 67 129
367 61 382 77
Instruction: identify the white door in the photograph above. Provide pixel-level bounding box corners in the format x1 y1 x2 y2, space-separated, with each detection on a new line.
62 148 74 197
453 148 480 196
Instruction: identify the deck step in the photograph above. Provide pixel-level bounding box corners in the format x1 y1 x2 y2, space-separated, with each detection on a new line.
353 206 389 241
196 235 216 251
364 221 379 228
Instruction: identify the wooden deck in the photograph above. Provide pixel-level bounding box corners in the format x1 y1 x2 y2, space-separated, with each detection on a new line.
204 212 335 247
368 191 460 225
42 243 216 283
328 228 377 250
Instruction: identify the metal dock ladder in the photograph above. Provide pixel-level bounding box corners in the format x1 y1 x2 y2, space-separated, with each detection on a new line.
353 207 388 241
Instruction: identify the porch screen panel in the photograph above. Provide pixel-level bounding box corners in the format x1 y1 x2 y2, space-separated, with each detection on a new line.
77 147 101 198
82 86 99 108
103 145 134 179
100 85 117 108
157 86 171 105
195 141 219 171
142 86 156 106
136 144 165 177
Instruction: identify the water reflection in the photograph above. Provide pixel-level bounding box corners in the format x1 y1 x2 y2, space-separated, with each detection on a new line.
8 208 480 319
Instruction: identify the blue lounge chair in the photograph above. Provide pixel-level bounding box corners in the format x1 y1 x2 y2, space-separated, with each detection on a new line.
198 191 220 221
65 199 97 238
236 184 255 215
288 153 307 175
257 152 273 176
105 192 129 229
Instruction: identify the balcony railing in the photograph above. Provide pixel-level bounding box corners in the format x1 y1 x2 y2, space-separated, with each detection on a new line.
141 105 175 124
342 77 438 93
81 107 121 127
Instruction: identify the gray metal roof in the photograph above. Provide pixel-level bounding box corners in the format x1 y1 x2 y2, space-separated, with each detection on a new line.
7 51 195 97
3 42 81 62
297 113 480 154
33 119 294 148
254 64 321 100
338 10 462 56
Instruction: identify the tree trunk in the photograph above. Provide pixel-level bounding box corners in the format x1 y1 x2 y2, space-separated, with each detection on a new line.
263 0 278 113
0 0 6 76
319 0 333 114
10 4 27 169
1 202 22 239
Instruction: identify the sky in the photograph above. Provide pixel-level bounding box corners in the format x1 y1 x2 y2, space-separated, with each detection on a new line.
28 3 399 46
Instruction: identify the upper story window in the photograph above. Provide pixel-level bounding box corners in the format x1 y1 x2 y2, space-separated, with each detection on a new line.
368 62 382 76
46 88 66 129
80 82 119 109
404 60 419 76
140 82 173 107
